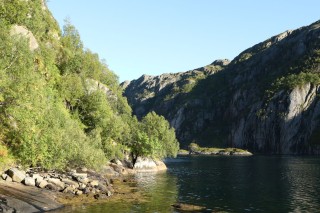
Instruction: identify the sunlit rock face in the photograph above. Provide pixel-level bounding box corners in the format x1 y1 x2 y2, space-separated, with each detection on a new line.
123 20 320 154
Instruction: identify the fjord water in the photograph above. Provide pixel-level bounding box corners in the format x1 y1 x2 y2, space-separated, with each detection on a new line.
61 156 320 212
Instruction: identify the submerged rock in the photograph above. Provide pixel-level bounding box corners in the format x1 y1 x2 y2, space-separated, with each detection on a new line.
172 203 206 212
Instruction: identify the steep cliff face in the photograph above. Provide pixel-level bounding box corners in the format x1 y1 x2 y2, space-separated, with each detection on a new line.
123 20 320 154
121 59 229 118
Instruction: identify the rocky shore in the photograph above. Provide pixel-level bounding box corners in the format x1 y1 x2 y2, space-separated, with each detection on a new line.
0 157 166 213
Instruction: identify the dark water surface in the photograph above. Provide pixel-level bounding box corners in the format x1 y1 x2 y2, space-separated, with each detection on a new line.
57 156 320 212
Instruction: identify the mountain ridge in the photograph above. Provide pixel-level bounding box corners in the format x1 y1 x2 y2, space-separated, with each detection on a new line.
123 19 320 154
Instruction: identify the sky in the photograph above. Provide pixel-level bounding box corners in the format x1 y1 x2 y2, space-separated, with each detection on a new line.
47 0 320 82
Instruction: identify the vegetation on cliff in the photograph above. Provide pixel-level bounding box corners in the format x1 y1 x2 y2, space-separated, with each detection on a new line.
0 0 179 170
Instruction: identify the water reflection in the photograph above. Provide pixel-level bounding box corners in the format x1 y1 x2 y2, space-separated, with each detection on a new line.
132 172 178 212
53 156 320 213
166 156 320 212
284 158 320 212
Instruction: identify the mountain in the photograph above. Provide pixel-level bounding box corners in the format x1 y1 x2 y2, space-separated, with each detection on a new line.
122 20 320 154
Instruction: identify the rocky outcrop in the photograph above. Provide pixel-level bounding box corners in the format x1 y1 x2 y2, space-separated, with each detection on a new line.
133 157 167 172
123 20 320 154
0 181 63 212
10 25 39 51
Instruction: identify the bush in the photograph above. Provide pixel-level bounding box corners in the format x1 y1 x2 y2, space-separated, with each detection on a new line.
188 142 200 152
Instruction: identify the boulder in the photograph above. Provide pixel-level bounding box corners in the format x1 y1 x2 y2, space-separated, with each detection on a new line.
154 161 167 171
75 190 83 196
38 180 48 189
7 168 26 183
111 159 123 166
133 157 167 172
89 180 99 187
45 183 60 191
78 177 89 184
61 178 79 188
109 163 128 175
24 177 36 187
62 186 75 194
47 178 65 190
101 165 119 177
32 174 43 180
78 183 86 190
72 173 89 183
35 176 44 187
72 173 87 179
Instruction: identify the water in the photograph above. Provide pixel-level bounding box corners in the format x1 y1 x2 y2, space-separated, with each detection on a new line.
57 155 320 212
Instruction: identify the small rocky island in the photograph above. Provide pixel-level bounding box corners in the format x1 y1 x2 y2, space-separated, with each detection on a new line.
179 143 253 156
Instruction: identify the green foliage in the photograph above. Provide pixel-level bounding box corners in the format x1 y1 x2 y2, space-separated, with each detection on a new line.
188 142 200 152
0 2 179 171
273 72 320 90
187 143 249 154
238 52 252 62
130 112 179 164
0 25 106 169
0 0 29 26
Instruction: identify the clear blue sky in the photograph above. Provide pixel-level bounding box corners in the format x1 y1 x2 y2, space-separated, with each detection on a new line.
47 0 320 82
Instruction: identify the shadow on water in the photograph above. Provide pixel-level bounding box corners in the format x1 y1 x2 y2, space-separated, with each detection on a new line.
53 155 320 213
166 155 320 213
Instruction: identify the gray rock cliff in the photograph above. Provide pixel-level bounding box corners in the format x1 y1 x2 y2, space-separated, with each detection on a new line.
123 20 320 154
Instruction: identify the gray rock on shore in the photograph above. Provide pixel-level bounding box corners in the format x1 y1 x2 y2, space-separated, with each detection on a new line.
7 168 26 183
23 177 35 186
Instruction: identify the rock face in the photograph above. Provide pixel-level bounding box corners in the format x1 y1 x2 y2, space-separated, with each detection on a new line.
121 61 227 118
123 20 320 154
10 25 39 51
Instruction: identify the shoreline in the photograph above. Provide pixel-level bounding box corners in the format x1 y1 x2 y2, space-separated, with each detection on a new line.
0 158 167 212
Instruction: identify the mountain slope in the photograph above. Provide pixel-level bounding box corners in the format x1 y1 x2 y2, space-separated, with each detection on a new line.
0 0 179 169
123 20 320 154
